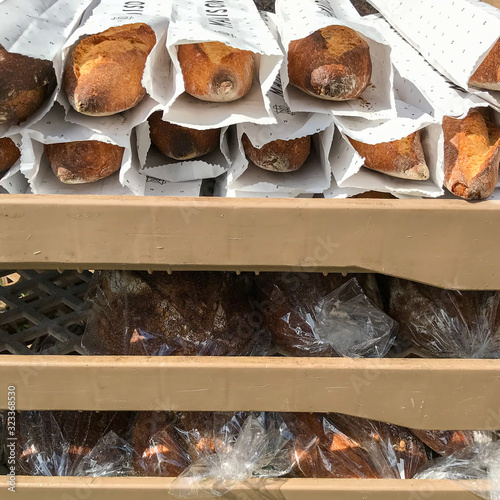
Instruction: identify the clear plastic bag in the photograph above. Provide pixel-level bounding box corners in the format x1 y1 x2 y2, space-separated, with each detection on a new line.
170 413 294 497
82 271 271 356
389 279 500 358
282 413 427 479
254 273 395 358
17 411 134 477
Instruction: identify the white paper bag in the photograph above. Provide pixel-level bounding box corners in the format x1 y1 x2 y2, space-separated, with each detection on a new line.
367 0 500 111
0 0 95 137
136 104 231 182
275 0 396 120
0 134 29 194
58 0 170 136
143 176 203 196
21 104 135 195
162 0 283 129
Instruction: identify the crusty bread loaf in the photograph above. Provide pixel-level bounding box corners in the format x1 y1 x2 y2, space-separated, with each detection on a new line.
288 26 372 101
64 23 156 116
348 131 430 180
148 111 220 161
469 39 500 91
0 137 21 172
177 42 255 102
410 429 493 458
241 134 311 172
0 47 56 126
45 141 125 184
443 107 500 200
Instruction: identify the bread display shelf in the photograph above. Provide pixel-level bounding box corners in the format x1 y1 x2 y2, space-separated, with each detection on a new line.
0 477 487 500
2 195 500 289
1 355 499 430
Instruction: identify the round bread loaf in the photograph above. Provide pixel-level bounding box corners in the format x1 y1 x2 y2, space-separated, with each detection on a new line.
0 47 56 126
148 111 220 161
241 134 311 172
469 39 500 91
177 42 255 102
0 137 21 172
45 140 125 184
288 25 372 101
64 23 156 116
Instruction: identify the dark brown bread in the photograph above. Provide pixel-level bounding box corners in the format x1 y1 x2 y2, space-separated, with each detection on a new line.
45 141 125 184
241 133 311 172
82 271 270 356
288 25 372 101
469 38 500 91
0 47 56 126
348 131 430 180
0 137 21 172
64 23 156 116
148 111 220 161
177 42 255 102
255 273 382 357
443 107 500 200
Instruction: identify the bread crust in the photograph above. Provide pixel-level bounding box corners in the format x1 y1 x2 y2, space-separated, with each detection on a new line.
177 42 255 102
148 111 220 160
288 25 371 101
0 47 56 126
0 137 21 172
469 38 500 91
45 141 125 184
348 131 430 180
443 107 500 200
64 23 156 116
241 134 311 172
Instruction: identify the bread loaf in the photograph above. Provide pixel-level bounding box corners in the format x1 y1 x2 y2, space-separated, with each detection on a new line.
443 107 500 199
469 39 500 91
0 47 56 126
241 134 311 172
0 137 20 172
287 26 372 101
177 42 255 102
410 429 493 458
148 111 220 161
348 131 430 180
64 23 156 116
82 271 270 356
45 141 125 184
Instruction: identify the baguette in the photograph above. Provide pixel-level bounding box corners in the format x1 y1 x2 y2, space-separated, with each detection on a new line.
348 131 430 180
177 42 255 102
0 137 21 172
469 39 500 91
443 107 500 200
241 134 311 172
148 111 220 161
288 25 372 101
64 23 156 116
45 141 125 184
0 47 56 126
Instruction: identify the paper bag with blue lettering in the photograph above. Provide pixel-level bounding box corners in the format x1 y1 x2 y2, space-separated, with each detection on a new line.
58 0 170 136
163 0 283 129
275 0 396 120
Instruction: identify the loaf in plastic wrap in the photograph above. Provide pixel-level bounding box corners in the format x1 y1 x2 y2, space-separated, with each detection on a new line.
82 271 271 356
389 279 500 358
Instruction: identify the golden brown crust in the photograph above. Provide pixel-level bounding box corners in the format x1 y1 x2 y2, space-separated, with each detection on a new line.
348 131 430 181
177 42 255 102
443 108 500 200
45 141 125 184
410 429 489 458
0 137 21 172
0 47 56 126
64 23 156 116
148 111 220 160
469 38 500 91
288 26 372 101
241 134 311 172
